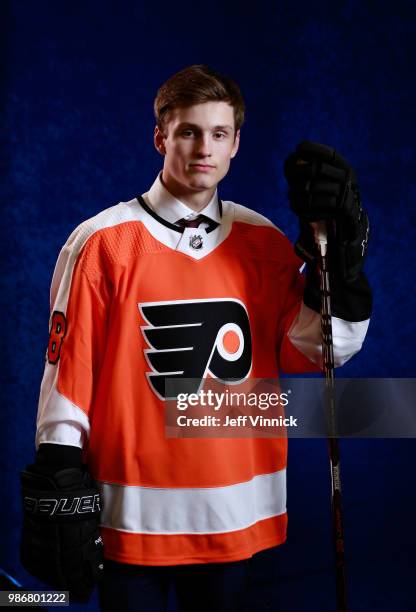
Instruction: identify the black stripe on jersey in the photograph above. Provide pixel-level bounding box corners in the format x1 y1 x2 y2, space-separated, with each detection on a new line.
136 195 222 234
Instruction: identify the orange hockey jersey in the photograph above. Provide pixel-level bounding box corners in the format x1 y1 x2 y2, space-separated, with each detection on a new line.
36 177 367 565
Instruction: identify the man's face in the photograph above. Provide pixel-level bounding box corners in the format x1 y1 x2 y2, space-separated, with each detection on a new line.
154 101 240 202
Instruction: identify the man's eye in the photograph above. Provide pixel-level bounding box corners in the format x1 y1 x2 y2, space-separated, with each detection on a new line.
181 130 194 137
214 132 227 139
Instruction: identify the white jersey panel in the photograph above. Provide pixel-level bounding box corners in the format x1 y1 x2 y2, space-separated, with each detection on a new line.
231 202 285 234
99 469 286 535
288 302 370 367
36 387 89 449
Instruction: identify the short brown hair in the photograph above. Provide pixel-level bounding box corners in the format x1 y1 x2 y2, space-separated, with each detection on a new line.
154 65 245 134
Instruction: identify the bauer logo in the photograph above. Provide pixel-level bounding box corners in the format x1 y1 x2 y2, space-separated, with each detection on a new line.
23 493 101 517
139 298 252 399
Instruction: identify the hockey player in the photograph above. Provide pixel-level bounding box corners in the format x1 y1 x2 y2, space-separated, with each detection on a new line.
20 65 371 611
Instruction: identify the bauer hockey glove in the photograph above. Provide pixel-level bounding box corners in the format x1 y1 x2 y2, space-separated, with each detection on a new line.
284 141 372 320
20 446 104 603
284 140 370 281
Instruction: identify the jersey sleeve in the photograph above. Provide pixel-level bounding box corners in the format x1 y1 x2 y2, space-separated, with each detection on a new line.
276 248 370 374
36 228 108 451
275 257 321 374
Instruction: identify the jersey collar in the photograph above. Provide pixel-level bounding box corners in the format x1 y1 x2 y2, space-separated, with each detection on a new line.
145 172 222 226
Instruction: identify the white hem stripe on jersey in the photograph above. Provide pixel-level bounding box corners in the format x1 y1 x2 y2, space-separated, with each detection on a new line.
97 469 286 535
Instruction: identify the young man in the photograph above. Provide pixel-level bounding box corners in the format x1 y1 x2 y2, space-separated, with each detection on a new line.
21 65 371 611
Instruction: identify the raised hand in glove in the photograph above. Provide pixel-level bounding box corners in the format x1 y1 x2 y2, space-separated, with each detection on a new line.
284 140 369 283
284 141 372 321
20 444 104 603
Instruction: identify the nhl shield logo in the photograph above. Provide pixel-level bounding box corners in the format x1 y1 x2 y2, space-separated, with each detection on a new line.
189 234 203 250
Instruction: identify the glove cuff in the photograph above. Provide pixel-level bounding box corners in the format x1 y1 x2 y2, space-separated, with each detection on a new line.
36 443 82 469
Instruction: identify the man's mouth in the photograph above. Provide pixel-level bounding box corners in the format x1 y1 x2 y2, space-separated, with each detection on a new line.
189 164 215 171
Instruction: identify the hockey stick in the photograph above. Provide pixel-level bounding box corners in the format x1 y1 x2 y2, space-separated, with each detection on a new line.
312 221 347 612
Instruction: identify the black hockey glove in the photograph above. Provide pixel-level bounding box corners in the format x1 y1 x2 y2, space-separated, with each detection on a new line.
20 450 104 603
284 140 370 283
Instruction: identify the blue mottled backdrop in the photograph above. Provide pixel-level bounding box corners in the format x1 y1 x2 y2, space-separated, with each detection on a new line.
1 1 415 610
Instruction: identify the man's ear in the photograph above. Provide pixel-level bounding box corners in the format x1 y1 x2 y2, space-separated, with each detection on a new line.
154 125 166 156
231 130 240 159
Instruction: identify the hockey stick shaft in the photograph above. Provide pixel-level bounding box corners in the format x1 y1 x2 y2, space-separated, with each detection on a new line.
312 221 347 612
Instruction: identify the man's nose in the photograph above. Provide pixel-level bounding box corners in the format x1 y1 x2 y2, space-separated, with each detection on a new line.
195 134 212 157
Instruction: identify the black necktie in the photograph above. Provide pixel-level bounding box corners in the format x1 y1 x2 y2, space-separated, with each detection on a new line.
176 215 219 232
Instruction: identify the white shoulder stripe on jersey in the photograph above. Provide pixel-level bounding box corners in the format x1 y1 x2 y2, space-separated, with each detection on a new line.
231 202 285 234
50 199 151 313
98 469 286 535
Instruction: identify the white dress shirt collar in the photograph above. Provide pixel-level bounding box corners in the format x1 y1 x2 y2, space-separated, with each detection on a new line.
146 172 221 224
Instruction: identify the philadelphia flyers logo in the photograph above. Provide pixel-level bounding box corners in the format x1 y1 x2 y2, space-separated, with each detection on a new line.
139 299 252 399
